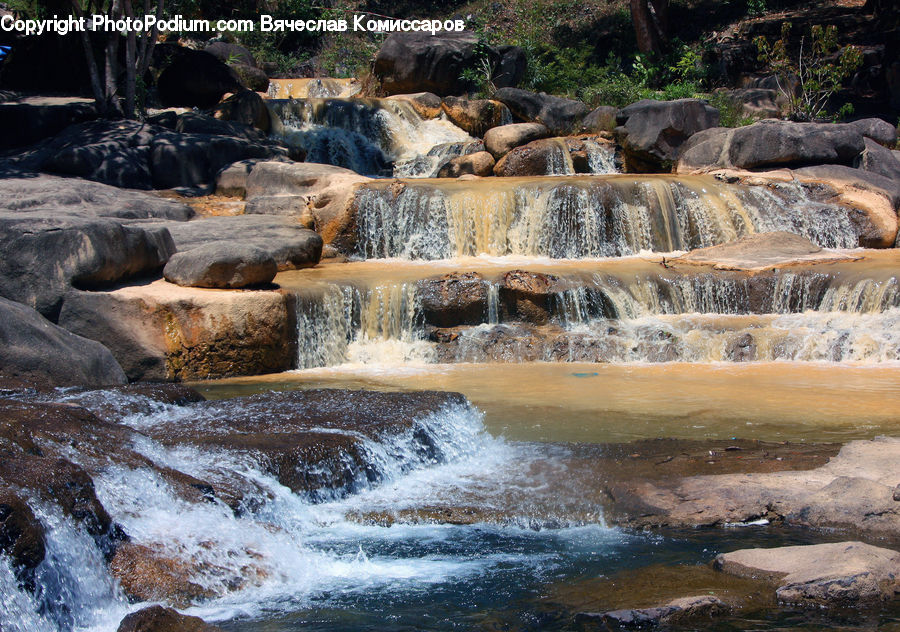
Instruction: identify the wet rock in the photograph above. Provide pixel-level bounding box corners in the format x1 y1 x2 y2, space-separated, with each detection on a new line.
215 90 271 133
483 123 550 160
493 138 571 177
156 45 243 109
58 280 297 381
616 98 720 172
163 243 277 289
727 333 757 362
0 297 126 387
143 215 322 271
580 105 618 134
242 161 370 247
150 389 470 499
499 270 561 325
0 454 116 548
678 120 866 172
494 87 589 136
374 32 493 96
440 97 510 136
436 151 495 178
672 231 857 271
110 544 215 608
715 542 900 606
858 137 900 181
417 272 489 327
384 92 443 119
607 436 900 537
117 605 222 632
0 211 175 319
0 96 98 150
849 118 898 148
0 486 45 578
576 595 728 628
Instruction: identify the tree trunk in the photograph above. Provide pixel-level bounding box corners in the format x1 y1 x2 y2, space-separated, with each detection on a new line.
123 0 137 118
630 0 669 55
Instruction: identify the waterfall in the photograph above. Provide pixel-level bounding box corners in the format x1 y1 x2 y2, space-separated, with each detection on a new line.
352 176 865 260
269 98 473 177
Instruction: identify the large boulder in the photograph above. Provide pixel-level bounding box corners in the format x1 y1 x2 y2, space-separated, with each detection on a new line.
230 63 270 92
440 97 509 136
580 105 617 133
215 90 271 133
163 243 277 289
174 111 263 141
374 32 492 96
483 123 549 159
436 151 495 178
494 87 589 135
142 215 323 271
204 41 256 67
241 161 370 246
0 96 97 150
857 137 900 181
678 120 866 172
715 542 900 606
0 212 175 319
156 45 243 109
848 118 898 148
493 45 527 89
0 296 126 387
498 270 561 325
616 98 720 172
493 138 572 177
58 280 297 381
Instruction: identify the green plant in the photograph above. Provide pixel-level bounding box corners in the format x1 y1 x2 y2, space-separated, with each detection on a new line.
747 0 767 17
708 91 756 127
755 23 863 121
459 38 497 98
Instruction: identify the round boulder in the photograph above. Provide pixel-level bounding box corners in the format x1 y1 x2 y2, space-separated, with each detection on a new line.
483 123 550 160
164 243 277 289
436 151 495 178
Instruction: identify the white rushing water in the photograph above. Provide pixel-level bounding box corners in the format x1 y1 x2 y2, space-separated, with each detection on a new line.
2 391 614 631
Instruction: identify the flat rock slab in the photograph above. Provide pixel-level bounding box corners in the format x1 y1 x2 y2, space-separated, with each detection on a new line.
715 542 900 606
607 437 900 537
673 231 858 271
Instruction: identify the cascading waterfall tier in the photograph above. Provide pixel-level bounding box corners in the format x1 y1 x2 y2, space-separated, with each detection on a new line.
268 98 475 177
352 175 865 260
287 256 900 368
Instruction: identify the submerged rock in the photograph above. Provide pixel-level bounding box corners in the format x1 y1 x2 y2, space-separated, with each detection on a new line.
715 542 900 606
110 544 216 608
576 595 729 628
0 486 46 579
672 231 857 271
116 605 222 632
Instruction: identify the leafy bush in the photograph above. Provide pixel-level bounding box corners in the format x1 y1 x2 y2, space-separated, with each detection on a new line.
755 23 863 121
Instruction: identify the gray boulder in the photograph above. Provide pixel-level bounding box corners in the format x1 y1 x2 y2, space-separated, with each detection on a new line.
616 98 720 172
0 175 193 221
858 137 900 182
580 105 618 133
139 215 323 270
374 32 491 96
0 296 126 387
494 87 589 135
483 123 549 159
678 119 866 172
164 243 277 289
0 212 174 319
849 118 898 148
436 151 495 178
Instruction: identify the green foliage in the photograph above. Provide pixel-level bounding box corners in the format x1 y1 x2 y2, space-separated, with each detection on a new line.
459 38 497 98
747 0 767 17
755 23 863 121
707 91 756 128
